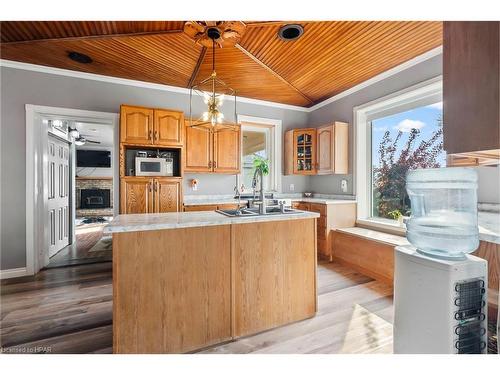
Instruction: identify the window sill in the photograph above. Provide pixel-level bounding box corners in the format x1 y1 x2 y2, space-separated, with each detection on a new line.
355 218 407 237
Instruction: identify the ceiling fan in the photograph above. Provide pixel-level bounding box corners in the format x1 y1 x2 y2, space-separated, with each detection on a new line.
68 127 101 146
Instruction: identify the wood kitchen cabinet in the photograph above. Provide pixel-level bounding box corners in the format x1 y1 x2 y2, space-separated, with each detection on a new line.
284 123 348 175
120 105 184 147
443 22 500 162
120 177 182 214
120 105 154 145
292 200 356 260
153 109 184 146
285 128 317 175
317 122 349 174
184 121 241 173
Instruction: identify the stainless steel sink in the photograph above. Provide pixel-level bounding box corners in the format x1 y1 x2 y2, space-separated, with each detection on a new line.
216 206 300 217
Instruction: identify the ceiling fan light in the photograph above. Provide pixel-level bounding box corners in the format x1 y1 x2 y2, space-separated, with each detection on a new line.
69 128 80 138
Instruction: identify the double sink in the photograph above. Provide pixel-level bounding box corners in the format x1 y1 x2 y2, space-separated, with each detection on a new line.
216 205 300 217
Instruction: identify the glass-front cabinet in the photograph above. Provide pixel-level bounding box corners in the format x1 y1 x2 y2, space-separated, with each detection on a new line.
292 129 317 175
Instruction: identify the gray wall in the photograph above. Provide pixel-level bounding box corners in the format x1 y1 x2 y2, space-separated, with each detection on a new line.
0 67 308 270
307 54 443 195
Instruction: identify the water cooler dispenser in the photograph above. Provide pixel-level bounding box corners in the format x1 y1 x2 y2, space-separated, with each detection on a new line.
394 168 488 354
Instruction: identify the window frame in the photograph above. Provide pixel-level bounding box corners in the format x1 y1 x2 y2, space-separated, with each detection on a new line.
237 115 282 194
353 76 443 233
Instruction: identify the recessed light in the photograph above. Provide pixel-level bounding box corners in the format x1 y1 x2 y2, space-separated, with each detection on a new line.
278 24 304 41
68 51 93 64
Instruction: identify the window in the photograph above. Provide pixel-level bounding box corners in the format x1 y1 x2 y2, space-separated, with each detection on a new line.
371 102 446 220
238 115 282 193
241 125 272 191
355 77 444 230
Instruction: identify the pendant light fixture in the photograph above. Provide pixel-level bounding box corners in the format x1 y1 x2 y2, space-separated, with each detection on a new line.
187 24 241 133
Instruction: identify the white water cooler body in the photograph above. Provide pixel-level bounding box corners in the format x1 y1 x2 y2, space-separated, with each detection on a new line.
394 245 488 354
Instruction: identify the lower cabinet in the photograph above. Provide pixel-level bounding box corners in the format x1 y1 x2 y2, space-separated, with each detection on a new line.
292 201 356 260
120 177 182 214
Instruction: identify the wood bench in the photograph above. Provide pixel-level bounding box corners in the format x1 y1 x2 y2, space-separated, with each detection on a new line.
332 226 499 316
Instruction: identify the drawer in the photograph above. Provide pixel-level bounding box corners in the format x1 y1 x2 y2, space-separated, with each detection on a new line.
309 203 326 215
294 202 311 211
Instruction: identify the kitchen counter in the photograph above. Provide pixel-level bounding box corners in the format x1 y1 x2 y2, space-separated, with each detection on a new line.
111 210 318 353
104 210 320 234
182 194 356 207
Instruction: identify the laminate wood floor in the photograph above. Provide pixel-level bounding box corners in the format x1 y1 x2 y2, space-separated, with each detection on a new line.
0 261 395 354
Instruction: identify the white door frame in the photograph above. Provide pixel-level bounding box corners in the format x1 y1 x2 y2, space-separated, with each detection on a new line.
26 104 119 275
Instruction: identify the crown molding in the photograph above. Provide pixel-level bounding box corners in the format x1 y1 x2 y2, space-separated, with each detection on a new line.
1 45 442 114
0 59 310 112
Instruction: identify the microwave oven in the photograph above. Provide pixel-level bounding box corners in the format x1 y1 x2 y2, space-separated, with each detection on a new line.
135 157 173 176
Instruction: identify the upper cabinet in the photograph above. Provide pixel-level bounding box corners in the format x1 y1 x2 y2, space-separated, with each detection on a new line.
285 128 317 175
120 105 154 145
213 127 241 173
120 105 184 147
285 122 348 175
154 109 184 146
184 121 241 174
443 22 500 163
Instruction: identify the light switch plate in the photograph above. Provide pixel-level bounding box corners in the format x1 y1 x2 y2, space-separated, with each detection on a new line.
289 184 295 191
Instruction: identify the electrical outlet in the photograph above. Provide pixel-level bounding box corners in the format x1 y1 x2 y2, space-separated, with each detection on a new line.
289 183 295 191
341 179 348 193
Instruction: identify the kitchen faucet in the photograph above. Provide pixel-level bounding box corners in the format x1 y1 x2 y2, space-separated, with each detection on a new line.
252 167 267 215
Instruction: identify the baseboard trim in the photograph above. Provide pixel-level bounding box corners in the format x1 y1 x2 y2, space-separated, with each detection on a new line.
0 267 28 280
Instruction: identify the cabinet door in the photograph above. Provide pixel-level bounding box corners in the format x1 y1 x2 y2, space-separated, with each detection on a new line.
213 125 241 173
120 105 153 145
293 129 316 175
154 178 181 213
317 124 334 174
333 122 349 174
120 178 153 214
154 109 184 146
184 121 213 172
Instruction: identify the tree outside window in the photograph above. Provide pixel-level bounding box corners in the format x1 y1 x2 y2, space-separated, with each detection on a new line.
371 102 446 220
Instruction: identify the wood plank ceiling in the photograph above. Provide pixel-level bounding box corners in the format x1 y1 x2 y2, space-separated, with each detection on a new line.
0 21 442 107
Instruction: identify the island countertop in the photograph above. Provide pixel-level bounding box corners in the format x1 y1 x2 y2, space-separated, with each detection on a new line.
104 210 320 234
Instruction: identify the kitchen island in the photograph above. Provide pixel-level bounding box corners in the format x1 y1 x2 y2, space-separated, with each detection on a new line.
104 210 320 353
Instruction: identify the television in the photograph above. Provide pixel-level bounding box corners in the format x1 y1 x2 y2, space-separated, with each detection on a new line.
77 150 111 168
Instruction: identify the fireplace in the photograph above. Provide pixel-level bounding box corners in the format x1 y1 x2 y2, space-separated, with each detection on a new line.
80 189 111 209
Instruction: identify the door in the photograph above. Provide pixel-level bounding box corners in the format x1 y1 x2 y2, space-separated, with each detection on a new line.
213 125 241 173
154 109 183 146
184 121 212 172
120 105 153 145
154 178 181 213
317 124 334 174
47 136 70 257
120 178 153 214
293 129 316 175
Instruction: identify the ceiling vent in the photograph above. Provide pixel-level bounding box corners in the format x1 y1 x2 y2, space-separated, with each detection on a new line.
278 24 304 41
68 51 93 64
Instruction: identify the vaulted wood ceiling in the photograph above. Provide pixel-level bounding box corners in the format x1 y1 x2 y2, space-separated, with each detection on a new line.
0 21 442 107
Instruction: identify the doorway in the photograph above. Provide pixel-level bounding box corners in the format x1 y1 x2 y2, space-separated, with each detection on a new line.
25 105 119 274
47 120 116 268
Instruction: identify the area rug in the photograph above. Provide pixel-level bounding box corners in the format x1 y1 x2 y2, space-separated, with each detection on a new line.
88 236 112 253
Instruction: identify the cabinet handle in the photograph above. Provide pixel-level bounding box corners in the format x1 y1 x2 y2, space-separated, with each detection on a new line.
148 182 152 192
154 180 158 191
148 129 152 140
154 131 158 140
208 160 212 168
213 161 217 168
